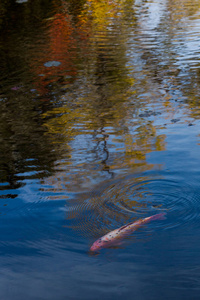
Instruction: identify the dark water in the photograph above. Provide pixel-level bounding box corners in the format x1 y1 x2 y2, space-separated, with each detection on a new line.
1 0 200 299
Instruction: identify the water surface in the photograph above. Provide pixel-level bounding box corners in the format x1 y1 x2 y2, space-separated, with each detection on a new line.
1 0 200 299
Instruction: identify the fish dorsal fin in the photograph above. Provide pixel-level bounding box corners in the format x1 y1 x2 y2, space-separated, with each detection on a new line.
118 222 133 231
118 219 143 232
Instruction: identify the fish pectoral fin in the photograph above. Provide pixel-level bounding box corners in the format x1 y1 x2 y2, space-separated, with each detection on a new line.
108 242 123 249
109 245 123 249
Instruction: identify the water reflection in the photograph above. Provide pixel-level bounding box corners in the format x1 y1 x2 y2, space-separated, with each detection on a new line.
0 0 199 214
40 0 169 192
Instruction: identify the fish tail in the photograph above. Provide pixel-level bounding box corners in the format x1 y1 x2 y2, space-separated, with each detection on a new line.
148 212 166 221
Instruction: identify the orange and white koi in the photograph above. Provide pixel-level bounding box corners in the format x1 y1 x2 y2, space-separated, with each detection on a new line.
90 213 166 252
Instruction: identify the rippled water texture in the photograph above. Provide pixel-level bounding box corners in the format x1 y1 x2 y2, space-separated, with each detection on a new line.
1 0 200 299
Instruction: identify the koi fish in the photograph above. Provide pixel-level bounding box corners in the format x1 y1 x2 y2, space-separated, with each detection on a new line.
90 212 166 252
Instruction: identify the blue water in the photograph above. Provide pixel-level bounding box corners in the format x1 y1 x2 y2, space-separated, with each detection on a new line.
1 0 200 299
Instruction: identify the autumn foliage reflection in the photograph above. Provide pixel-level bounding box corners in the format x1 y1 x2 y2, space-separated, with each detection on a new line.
40 0 166 193
31 2 91 97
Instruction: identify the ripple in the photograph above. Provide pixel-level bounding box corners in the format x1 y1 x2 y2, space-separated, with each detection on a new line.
66 173 200 241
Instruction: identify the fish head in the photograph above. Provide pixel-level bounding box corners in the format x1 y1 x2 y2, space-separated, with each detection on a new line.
90 238 106 252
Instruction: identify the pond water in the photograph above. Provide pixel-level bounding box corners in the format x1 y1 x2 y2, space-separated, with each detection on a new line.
1 0 200 299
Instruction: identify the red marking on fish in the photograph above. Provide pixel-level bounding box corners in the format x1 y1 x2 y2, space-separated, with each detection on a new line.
90 213 166 252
